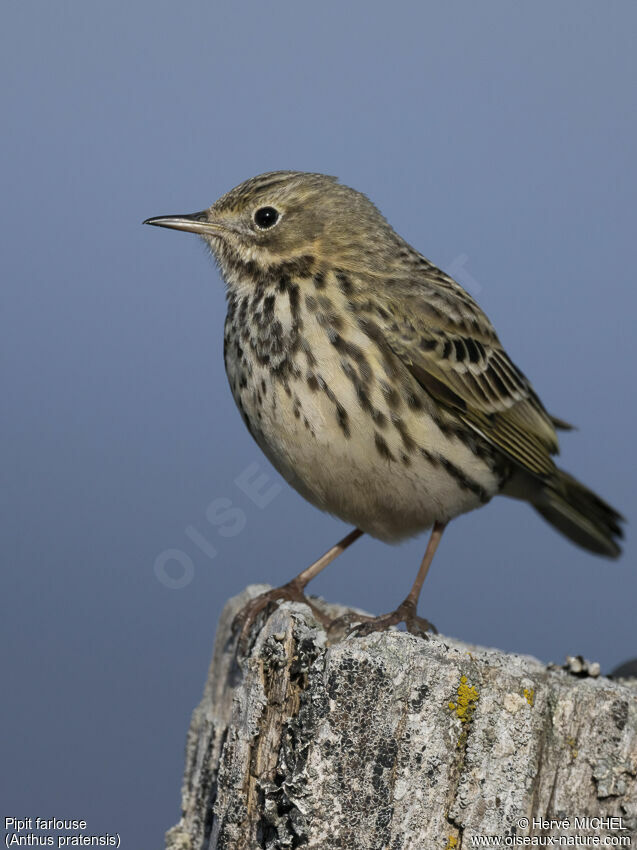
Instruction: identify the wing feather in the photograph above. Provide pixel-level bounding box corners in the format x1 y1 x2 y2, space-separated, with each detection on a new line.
364 271 564 478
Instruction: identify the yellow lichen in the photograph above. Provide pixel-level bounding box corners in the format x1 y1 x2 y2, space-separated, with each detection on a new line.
448 675 479 749
450 675 479 723
523 687 535 707
567 736 578 759
445 836 458 849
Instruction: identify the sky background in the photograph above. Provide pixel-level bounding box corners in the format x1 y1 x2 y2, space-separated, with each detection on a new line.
2 2 636 847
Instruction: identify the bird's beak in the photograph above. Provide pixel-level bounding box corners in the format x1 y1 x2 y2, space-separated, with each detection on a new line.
143 210 225 237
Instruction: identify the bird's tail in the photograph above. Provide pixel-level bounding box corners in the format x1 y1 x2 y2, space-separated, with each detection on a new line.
532 469 624 558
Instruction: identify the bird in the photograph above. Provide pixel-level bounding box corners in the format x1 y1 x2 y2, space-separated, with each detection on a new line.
144 171 623 640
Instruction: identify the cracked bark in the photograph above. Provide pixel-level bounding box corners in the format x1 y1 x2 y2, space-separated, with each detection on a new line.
165 587 637 849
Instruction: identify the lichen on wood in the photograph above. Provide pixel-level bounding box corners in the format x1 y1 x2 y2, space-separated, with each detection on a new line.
166 587 637 849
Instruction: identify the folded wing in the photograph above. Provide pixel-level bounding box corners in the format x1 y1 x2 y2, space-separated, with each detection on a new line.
374 273 561 478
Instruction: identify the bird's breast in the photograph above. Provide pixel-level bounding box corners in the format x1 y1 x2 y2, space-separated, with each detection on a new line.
222 276 502 540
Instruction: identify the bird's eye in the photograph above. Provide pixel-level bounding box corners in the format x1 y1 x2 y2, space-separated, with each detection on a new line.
253 206 280 229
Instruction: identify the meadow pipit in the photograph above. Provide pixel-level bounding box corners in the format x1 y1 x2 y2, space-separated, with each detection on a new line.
145 171 623 640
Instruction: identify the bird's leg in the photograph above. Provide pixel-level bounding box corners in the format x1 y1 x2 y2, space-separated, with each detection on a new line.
233 528 364 646
339 521 447 639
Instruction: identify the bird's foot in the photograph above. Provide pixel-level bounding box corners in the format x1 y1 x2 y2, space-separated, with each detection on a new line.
330 599 436 640
232 580 331 651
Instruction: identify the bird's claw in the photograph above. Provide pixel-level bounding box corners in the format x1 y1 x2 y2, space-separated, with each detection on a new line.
331 600 436 640
232 581 331 652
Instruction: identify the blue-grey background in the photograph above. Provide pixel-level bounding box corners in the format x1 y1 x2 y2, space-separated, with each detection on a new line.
2 2 635 846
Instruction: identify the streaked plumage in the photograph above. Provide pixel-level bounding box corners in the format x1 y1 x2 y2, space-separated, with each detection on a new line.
144 171 623 637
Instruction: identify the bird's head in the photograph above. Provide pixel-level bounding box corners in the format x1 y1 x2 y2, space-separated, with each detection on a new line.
144 171 401 286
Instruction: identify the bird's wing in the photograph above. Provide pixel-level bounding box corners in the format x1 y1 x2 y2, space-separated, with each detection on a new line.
368 272 561 478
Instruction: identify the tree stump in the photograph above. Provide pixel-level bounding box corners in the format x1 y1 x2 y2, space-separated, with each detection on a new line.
165 587 637 849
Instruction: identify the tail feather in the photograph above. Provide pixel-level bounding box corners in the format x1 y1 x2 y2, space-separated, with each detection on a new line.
533 469 624 558
550 414 576 432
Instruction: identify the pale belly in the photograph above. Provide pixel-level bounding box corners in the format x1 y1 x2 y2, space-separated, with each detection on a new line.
225 339 501 542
